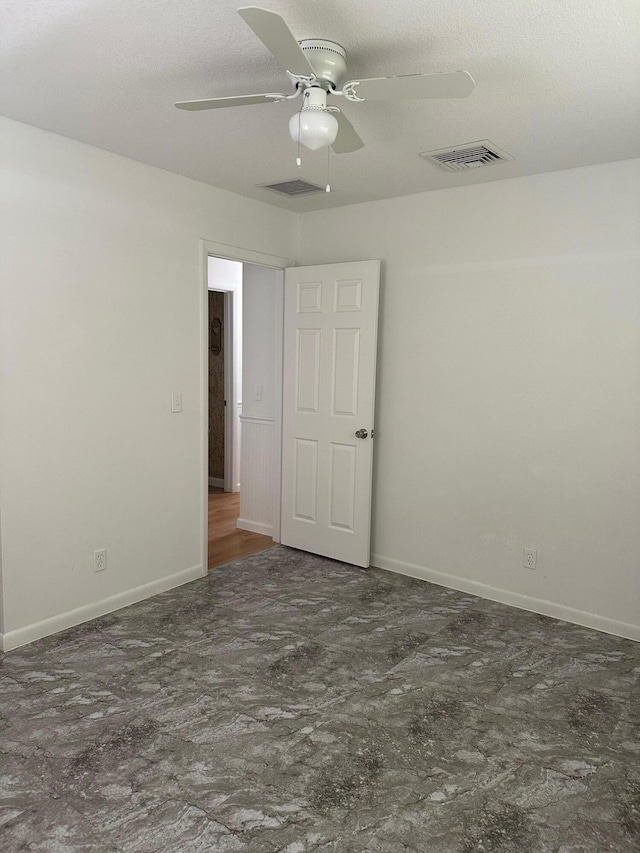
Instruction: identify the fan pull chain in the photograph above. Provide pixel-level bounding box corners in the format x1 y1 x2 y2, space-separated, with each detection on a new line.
325 144 331 192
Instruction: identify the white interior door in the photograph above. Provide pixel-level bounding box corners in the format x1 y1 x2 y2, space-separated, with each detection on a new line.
281 260 380 567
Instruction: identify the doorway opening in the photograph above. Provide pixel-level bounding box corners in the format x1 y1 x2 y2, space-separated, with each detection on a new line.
207 254 283 569
201 242 379 576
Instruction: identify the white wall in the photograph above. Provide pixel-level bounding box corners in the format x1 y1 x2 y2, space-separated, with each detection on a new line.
0 117 296 648
242 263 281 421
2 115 638 647
298 159 640 639
238 263 283 536
208 257 243 492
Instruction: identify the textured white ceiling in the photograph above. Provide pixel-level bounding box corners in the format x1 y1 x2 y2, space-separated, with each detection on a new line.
2 0 639 210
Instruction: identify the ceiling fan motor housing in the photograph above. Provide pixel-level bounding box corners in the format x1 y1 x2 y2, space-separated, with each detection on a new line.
298 39 347 88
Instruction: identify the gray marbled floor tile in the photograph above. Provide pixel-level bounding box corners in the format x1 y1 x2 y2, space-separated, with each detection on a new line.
367 761 640 852
0 798 123 851
1 546 639 852
90 799 248 852
1 672 127 731
0 748 60 835
2 700 153 767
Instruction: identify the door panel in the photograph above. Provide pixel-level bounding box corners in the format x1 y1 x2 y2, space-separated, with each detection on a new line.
281 260 380 567
293 439 318 522
295 329 321 413
329 442 356 531
332 328 360 416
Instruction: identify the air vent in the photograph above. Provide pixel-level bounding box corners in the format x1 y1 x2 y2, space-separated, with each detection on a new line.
261 179 325 196
420 140 513 172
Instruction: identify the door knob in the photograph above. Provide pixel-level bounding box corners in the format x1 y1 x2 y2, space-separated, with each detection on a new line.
355 428 368 439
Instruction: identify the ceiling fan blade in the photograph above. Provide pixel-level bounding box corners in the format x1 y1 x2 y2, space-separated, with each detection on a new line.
343 70 475 101
332 111 365 154
175 92 286 111
237 7 315 78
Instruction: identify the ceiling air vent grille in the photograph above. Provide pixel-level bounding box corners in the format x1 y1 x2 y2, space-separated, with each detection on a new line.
261 179 325 196
420 140 513 172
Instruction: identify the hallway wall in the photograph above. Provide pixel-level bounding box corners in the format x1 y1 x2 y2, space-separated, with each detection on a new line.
238 263 284 538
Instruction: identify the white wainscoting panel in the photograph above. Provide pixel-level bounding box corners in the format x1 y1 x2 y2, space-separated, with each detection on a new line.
238 415 277 537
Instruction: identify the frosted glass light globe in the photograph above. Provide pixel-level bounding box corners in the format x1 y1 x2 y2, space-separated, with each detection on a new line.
289 109 339 151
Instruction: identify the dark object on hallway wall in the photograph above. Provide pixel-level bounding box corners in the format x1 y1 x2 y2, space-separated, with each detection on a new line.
208 291 225 481
210 317 222 355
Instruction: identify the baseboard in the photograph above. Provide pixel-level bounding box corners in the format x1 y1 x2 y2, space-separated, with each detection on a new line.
370 553 640 643
208 476 224 489
237 517 274 537
0 563 205 652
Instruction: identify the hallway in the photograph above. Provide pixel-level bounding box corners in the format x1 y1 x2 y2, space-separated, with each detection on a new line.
208 489 275 569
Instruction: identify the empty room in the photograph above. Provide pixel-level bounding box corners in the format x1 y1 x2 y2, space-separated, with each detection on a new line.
0 1 639 851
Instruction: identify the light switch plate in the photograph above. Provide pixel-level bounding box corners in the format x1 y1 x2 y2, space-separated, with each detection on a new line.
171 393 182 413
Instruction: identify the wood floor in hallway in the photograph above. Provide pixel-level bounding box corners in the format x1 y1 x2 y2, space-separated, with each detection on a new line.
208 489 275 569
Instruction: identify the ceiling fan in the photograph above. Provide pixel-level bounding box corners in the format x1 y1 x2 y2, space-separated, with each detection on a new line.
175 6 475 155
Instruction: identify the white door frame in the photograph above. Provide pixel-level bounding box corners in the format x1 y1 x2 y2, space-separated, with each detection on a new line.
199 239 294 573
221 289 236 494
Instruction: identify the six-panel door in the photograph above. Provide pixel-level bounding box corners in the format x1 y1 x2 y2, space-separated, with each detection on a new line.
281 260 380 567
